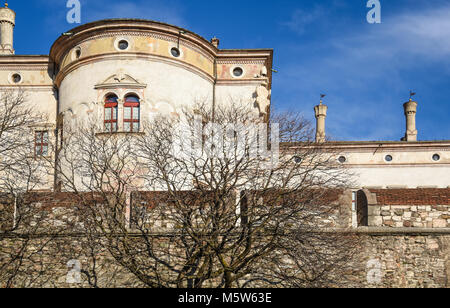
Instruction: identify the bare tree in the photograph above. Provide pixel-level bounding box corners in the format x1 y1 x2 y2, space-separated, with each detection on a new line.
0 90 59 288
54 100 358 288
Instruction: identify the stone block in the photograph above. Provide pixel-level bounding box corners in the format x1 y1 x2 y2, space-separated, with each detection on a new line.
370 216 383 226
433 219 447 228
384 220 394 227
394 209 404 216
426 239 439 250
368 206 380 216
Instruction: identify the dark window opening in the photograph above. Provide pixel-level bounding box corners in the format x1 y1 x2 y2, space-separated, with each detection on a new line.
240 191 249 227
12 74 21 83
171 47 181 57
118 40 129 50
293 156 302 164
356 190 369 227
233 67 243 77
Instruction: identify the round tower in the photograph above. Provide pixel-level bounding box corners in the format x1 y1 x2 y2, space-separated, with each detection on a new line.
314 99 328 143
403 98 418 142
0 2 15 55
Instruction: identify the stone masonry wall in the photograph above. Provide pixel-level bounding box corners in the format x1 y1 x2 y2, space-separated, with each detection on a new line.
1 231 449 288
350 231 450 288
367 189 450 228
2 190 450 288
369 205 450 228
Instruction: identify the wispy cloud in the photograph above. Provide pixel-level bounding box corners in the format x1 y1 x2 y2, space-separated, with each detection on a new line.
280 6 326 36
276 3 450 141
331 4 450 73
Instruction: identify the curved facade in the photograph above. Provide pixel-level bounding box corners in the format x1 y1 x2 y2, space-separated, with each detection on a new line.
49 19 273 126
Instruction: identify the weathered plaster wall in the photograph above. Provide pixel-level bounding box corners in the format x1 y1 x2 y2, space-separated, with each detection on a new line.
58 58 213 125
60 34 215 77
339 145 450 189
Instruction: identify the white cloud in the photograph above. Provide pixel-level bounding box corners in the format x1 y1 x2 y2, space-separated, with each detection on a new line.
330 4 450 73
281 6 326 35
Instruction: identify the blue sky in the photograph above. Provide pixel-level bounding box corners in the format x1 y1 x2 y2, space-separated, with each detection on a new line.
10 0 450 141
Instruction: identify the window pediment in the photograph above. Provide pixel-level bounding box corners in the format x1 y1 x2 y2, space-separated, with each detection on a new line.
95 73 147 90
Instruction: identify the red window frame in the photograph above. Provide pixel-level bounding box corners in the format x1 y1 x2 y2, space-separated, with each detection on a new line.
104 95 118 132
123 95 140 132
35 131 49 157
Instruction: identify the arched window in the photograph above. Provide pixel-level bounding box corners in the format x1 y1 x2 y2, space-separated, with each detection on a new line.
124 95 140 132
104 94 118 132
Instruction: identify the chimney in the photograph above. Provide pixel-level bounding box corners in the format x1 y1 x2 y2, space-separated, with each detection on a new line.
403 99 418 142
0 2 15 55
211 37 220 48
314 99 328 143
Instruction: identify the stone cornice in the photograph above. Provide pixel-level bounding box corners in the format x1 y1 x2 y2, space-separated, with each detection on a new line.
284 141 450 152
216 79 268 86
54 52 216 87
50 19 217 61
95 73 147 90
65 30 217 63
352 227 450 235
0 55 51 71
0 85 54 91
50 19 273 87
0 65 50 71
344 163 450 168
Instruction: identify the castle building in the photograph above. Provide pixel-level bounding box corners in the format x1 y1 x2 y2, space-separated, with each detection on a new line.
1 5 450 288
0 4 273 188
1 2 449 214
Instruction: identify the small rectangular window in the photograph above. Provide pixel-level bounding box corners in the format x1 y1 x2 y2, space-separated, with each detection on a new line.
35 131 49 157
